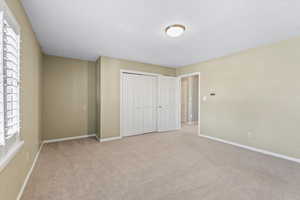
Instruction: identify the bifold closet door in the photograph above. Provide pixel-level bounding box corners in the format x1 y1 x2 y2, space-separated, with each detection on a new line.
142 75 157 133
158 76 180 132
123 74 142 136
122 73 157 137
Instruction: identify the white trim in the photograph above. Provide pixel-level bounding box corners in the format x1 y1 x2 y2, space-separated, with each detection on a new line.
0 140 24 172
199 134 300 164
178 72 200 78
43 134 96 144
16 142 43 200
100 136 122 142
120 69 161 77
178 72 201 135
95 134 101 142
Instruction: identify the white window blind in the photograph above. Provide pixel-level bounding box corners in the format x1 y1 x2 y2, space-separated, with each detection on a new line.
0 11 5 146
3 19 20 139
0 0 21 165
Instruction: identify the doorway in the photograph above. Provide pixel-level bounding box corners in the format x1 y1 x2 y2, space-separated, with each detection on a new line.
179 72 200 135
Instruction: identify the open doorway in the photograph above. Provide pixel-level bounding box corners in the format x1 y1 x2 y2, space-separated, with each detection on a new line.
179 73 200 135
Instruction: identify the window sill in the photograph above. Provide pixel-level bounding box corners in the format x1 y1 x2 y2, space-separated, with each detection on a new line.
0 141 24 173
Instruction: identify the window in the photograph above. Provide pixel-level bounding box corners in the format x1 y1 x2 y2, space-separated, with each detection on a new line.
0 0 22 171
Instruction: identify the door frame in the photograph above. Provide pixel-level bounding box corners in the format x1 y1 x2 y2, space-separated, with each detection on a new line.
120 70 161 138
178 72 201 136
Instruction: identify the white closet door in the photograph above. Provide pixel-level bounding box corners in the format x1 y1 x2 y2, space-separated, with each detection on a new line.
158 76 180 132
123 74 143 136
142 76 157 133
122 73 157 137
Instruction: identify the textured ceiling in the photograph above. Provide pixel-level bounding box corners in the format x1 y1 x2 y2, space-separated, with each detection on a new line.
22 0 300 67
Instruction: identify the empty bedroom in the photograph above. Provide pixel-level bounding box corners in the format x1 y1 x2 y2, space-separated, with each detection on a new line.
0 0 299 199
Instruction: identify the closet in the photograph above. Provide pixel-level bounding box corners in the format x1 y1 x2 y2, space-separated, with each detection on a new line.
122 73 157 136
121 72 179 137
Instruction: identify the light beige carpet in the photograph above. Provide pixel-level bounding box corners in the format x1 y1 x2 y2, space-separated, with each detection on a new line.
22 126 300 200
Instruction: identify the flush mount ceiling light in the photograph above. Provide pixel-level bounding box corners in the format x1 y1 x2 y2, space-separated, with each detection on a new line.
165 24 186 38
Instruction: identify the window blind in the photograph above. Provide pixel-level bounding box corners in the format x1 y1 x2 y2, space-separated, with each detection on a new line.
3 19 20 139
0 0 21 170
0 6 20 149
0 12 5 146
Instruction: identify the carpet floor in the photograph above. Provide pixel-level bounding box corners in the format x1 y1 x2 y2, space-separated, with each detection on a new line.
21 125 300 200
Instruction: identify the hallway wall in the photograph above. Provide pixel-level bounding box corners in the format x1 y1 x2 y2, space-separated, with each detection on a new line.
181 75 199 123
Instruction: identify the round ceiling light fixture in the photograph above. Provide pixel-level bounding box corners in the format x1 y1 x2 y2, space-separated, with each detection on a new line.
165 24 186 38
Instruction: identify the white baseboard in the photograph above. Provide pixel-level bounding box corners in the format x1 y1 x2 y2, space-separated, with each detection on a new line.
43 134 96 144
199 134 300 164
100 136 122 142
0 141 24 173
17 142 44 200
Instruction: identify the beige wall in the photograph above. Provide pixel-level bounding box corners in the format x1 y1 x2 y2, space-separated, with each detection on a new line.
177 36 300 158
0 0 43 200
95 58 101 139
99 56 176 139
43 55 97 140
181 78 189 122
88 61 97 134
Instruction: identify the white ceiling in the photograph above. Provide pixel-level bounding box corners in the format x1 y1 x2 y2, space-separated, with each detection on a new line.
21 0 300 67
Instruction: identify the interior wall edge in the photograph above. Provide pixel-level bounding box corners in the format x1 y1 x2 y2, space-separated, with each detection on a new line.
95 57 101 139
